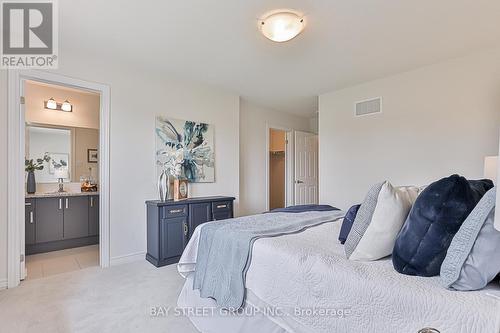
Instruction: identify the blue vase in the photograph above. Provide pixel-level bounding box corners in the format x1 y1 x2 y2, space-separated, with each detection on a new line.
27 171 36 194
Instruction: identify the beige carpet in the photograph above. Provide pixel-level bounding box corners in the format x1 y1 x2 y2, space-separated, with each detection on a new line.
0 261 198 333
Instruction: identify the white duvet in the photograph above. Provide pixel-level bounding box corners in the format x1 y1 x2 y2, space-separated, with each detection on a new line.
178 218 500 333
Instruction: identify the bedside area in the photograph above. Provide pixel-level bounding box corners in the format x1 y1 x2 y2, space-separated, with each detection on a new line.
25 192 99 255
145 196 235 267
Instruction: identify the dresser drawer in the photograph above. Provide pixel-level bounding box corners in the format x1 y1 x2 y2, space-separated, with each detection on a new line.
161 204 188 218
212 201 232 212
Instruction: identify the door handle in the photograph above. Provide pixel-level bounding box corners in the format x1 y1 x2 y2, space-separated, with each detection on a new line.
59 198 63 210
183 222 188 236
295 180 304 184
30 211 34 224
65 198 69 209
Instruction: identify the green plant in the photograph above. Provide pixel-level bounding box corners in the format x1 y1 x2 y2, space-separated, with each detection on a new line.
25 154 50 173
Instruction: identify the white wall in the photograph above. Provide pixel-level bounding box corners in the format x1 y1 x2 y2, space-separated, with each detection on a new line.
319 48 500 210
0 52 240 277
239 100 313 216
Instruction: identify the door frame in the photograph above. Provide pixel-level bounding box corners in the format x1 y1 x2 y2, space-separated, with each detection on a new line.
265 124 294 211
7 69 111 288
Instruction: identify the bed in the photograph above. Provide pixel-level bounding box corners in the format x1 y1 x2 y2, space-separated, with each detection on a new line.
177 215 500 333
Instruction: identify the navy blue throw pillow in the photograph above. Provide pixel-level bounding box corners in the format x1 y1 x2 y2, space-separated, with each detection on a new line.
339 204 361 244
392 175 493 277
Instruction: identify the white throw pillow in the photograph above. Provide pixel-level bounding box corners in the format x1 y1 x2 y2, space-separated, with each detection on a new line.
349 181 420 261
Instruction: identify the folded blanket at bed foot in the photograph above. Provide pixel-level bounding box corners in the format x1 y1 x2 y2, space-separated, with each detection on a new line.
193 210 345 309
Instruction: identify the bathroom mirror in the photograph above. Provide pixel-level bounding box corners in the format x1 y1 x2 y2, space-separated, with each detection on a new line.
26 124 99 183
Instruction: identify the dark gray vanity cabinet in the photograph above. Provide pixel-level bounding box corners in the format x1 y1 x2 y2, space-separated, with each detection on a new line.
146 196 235 267
88 195 99 236
35 197 64 243
63 196 89 239
26 194 99 254
25 199 36 245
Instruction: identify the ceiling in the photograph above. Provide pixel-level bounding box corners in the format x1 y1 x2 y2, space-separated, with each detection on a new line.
59 0 500 116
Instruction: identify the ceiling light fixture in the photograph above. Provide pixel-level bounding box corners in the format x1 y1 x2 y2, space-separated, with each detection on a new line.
259 11 305 42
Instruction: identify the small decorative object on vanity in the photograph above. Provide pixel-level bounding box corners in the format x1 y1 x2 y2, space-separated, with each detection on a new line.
25 155 50 194
174 178 189 201
81 178 98 192
54 167 69 192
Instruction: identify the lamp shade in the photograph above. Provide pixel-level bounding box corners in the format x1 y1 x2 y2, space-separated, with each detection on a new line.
484 156 498 184
46 98 57 110
54 167 69 179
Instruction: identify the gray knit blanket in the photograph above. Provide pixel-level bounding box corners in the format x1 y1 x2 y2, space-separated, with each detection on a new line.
192 210 345 309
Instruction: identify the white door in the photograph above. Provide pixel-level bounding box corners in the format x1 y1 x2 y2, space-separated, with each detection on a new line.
294 131 318 205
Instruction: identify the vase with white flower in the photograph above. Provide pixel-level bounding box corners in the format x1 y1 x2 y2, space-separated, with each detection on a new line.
156 149 185 202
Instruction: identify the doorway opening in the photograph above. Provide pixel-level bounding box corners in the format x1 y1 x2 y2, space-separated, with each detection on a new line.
269 129 288 210
7 70 110 288
23 81 100 280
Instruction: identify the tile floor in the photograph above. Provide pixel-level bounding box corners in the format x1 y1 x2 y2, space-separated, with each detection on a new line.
25 245 99 280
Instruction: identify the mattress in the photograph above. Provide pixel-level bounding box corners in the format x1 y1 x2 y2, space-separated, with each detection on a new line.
179 218 500 333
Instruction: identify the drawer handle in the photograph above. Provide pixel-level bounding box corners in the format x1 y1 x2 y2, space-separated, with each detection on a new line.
30 211 34 224
25 202 32 206
216 204 227 209
183 222 188 236
169 209 183 214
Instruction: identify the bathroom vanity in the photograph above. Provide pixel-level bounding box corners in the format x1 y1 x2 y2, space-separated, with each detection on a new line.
25 192 99 254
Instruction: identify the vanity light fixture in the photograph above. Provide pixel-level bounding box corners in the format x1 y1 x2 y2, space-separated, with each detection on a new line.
61 100 72 112
45 97 57 110
44 98 73 112
259 11 305 42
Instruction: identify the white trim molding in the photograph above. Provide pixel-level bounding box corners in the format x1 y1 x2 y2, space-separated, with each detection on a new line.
7 70 111 288
0 279 7 290
110 252 146 266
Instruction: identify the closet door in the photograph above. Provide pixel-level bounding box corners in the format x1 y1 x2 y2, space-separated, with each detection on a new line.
294 131 318 205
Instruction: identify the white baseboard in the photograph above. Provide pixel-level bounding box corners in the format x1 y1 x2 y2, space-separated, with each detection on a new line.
0 279 7 290
110 252 146 266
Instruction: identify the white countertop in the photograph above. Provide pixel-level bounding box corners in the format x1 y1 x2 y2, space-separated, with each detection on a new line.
26 191 99 199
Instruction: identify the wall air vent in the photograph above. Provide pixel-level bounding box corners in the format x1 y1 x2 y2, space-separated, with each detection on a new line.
355 97 382 117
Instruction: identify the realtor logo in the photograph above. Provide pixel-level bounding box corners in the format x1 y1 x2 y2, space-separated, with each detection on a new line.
1 0 58 68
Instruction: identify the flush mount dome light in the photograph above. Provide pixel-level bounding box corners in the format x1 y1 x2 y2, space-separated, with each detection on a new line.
260 11 305 42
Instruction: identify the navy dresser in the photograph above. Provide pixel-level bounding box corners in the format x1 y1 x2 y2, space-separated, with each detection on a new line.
145 196 235 267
